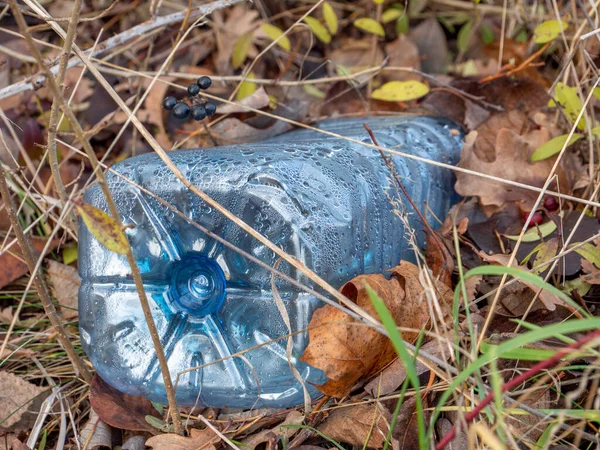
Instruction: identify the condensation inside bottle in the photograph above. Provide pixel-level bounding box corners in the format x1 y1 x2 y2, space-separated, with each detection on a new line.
78 116 463 408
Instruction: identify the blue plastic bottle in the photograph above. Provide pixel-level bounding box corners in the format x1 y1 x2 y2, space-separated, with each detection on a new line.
78 116 462 408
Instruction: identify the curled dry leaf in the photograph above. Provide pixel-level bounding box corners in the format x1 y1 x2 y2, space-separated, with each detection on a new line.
79 410 113 450
328 38 385 85
300 262 452 397
216 86 271 114
318 403 397 450
241 410 304 449
146 427 220 450
383 35 421 82
89 375 161 434
47 260 80 320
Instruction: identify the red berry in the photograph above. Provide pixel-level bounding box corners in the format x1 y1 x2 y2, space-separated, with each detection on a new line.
544 195 559 212
525 211 544 227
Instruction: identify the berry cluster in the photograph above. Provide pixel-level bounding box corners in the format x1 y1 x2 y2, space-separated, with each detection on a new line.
163 76 217 121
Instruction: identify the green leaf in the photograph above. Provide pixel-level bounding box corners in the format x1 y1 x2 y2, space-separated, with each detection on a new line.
533 20 568 44
62 245 78 265
531 133 583 161
145 415 172 433
76 203 128 255
322 2 338 35
571 242 600 268
354 18 385 37
303 84 326 99
260 24 291 51
372 80 429 102
396 13 409 34
592 125 600 136
304 17 331 44
457 20 473 53
480 23 494 44
504 219 558 242
553 82 585 130
593 87 600 101
232 31 253 69
382 8 402 24
236 72 258 101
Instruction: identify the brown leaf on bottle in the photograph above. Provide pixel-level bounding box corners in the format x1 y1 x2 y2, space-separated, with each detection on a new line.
0 237 60 289
318 403 397 450
146 426 221 450
300 262 453 398
89 375 161 434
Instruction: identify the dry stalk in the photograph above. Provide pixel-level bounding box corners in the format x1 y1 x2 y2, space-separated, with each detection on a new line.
0 164 92 383
6 0 184 434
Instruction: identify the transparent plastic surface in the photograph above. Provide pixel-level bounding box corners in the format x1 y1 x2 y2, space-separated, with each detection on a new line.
78 116 463 408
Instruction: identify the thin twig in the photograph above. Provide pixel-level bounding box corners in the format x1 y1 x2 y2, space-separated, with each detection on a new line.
7 0 184 434
0 164 92 383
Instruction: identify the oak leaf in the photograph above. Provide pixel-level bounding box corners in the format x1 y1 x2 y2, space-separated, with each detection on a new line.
146 427 220 450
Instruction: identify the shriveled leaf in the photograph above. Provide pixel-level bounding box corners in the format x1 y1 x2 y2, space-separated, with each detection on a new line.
354 18 385 37
236 72 258 101
457 20 473 53
382 8 402 24
47 260 80 320
242 411 303 449
533 20 568 44
531 133 582 161
572 242 600 268
79 410 113 450
554 82 585 130
304 17 331 43
89 375 161 434
232 31 253 69
146 427 220 450
260 24 291 51
504 220 558 242
0 371 46 428
77 203 128 255
318 403 396 449
300 262 452 397
372 80 429 102
322 2 338 35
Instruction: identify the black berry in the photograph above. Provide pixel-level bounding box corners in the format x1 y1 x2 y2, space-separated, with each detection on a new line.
191 105 207 121
204 101 217 117
163 96 177 110
197 76 212 90
187 83 200 96
172 102 191 120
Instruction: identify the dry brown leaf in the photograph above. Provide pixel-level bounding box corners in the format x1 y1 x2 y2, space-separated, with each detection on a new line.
89 375 161 434
146 427 220 450
329 38 385 84
216 87 270 114
79 410 114 450
425 233 454 287
241 410 304 449
478 253 573 312
47 260 80 320
0 237 61 289
455 114 570 210
301 262 452 398
408 18 448 73
318 403 396 449
383 35 421 82
0 371 46 429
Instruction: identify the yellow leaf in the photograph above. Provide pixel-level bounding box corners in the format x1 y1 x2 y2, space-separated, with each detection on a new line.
354 18 385 37
504 218 558 242
303 84 326 99
77 204 128 255
303 17 331 44
381 8 402 24
236 72 258 101
322 2 338 35
371 80 429 102
592 125 600 136
260 24 291 51
232 31 253 69
373 0 385 3
554 82 585 130
533 20 568 44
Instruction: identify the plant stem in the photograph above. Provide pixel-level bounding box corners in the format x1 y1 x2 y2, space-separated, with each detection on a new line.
0 164 92 384
6 1 183 434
